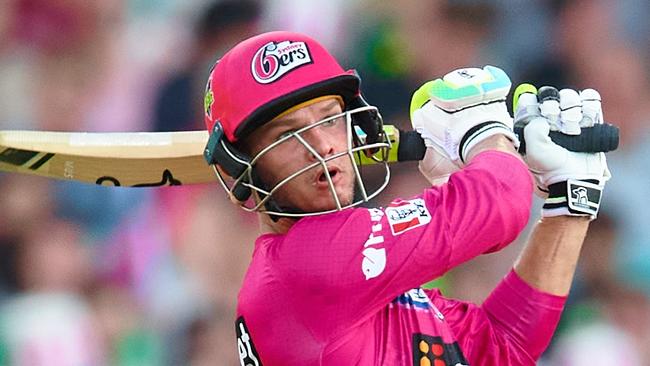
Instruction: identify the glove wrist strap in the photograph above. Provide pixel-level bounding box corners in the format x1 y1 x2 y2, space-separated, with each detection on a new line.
459 121 518 163
542 179 603 219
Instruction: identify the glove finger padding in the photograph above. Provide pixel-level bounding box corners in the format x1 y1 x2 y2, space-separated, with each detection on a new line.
538 87 561 131
410 66 518 165
559 89 582 135
580 89 602 127
514 91 541 125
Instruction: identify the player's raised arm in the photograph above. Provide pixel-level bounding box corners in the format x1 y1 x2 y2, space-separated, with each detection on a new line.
513 86 610 294
445 86 614 364
409 66 534 266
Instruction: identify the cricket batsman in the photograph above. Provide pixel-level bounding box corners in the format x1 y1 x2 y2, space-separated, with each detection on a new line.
202 31 611 365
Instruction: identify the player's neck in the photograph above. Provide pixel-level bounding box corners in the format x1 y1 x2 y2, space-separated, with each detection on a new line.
258 213 297 234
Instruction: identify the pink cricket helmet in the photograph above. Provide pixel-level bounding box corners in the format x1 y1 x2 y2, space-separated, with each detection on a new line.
204 31 360 142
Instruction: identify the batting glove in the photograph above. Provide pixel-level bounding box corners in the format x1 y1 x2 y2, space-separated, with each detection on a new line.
410 65 518 170
515 86 611 219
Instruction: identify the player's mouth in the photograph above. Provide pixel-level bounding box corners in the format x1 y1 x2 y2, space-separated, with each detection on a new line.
314 167 342 188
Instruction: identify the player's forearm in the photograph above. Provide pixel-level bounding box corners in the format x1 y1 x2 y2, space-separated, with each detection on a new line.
514 216 590 296
477 216 589 361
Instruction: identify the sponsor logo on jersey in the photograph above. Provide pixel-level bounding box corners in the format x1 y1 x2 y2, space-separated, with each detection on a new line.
385 198 431 236
394 288 432 310
393 288 446 320
236 316 263 366
362 208 386 280
413 334 469 366
251 40 312 84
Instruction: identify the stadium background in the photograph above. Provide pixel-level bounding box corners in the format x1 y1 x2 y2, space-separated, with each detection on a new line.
0 0 648 364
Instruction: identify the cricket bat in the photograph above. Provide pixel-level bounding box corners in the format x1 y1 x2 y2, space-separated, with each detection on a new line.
0 124 617 187
0 127 412 187
0 130 213 187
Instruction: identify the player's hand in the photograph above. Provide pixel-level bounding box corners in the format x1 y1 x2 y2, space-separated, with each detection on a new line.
410 65 518 169
515 85 611 219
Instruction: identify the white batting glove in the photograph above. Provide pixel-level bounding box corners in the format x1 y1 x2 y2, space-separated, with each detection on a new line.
410 66 518 169
516 87 611 219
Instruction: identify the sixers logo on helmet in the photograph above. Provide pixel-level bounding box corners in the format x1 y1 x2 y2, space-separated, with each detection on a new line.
251 40 313 84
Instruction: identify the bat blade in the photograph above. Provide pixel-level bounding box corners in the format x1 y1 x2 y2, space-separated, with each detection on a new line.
0 126 412 187
0 130 214 187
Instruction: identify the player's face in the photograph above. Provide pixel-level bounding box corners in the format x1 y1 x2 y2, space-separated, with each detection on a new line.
245 98 356 212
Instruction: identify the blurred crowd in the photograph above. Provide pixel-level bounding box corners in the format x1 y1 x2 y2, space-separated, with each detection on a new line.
0 0 648 365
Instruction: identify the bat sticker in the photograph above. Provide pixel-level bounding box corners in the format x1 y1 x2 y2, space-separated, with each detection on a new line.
29 153 55 170
96 169 182 187
0 148 54 169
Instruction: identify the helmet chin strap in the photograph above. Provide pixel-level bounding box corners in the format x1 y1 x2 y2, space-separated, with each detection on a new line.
265 202 302 222
248 169 305 222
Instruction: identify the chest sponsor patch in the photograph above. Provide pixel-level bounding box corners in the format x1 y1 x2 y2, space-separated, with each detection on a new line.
385 198 431 236
413 334 469 366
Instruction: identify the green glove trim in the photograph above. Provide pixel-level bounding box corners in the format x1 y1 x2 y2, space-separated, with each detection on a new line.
410 80 436 119
512 83 538 111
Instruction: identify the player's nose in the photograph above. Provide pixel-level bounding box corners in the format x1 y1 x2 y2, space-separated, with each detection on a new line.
303 126 334 161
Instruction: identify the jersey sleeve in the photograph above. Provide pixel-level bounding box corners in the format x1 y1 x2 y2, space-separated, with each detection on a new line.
429 270 567 365
272 151 533 340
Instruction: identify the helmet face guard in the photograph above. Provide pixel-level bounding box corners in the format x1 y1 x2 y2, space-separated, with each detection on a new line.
204 105 391 217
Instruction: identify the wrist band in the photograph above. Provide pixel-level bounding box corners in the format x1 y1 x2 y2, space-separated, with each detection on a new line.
459 121 517 163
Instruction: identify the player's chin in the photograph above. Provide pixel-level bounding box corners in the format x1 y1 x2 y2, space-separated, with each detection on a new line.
311 182 355 211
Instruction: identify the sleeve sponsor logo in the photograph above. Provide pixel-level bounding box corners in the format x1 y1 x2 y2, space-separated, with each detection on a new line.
236 316 263 366
362 247 386 280
362 208 386 280
251 40 312 84
385 198 431 236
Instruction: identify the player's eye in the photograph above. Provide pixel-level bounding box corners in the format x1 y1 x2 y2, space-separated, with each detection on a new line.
277 130 296 141
323 114 343 127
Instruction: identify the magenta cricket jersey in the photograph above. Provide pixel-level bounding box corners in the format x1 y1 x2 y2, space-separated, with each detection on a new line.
235 151 566 365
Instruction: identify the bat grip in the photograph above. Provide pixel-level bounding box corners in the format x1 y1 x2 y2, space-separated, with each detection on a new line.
514 123 619 154
397 129 426 162
395 123 619 162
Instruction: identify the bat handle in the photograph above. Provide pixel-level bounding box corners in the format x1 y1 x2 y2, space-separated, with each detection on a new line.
396 129 426 161
514 123 619 154
395 123 619 162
